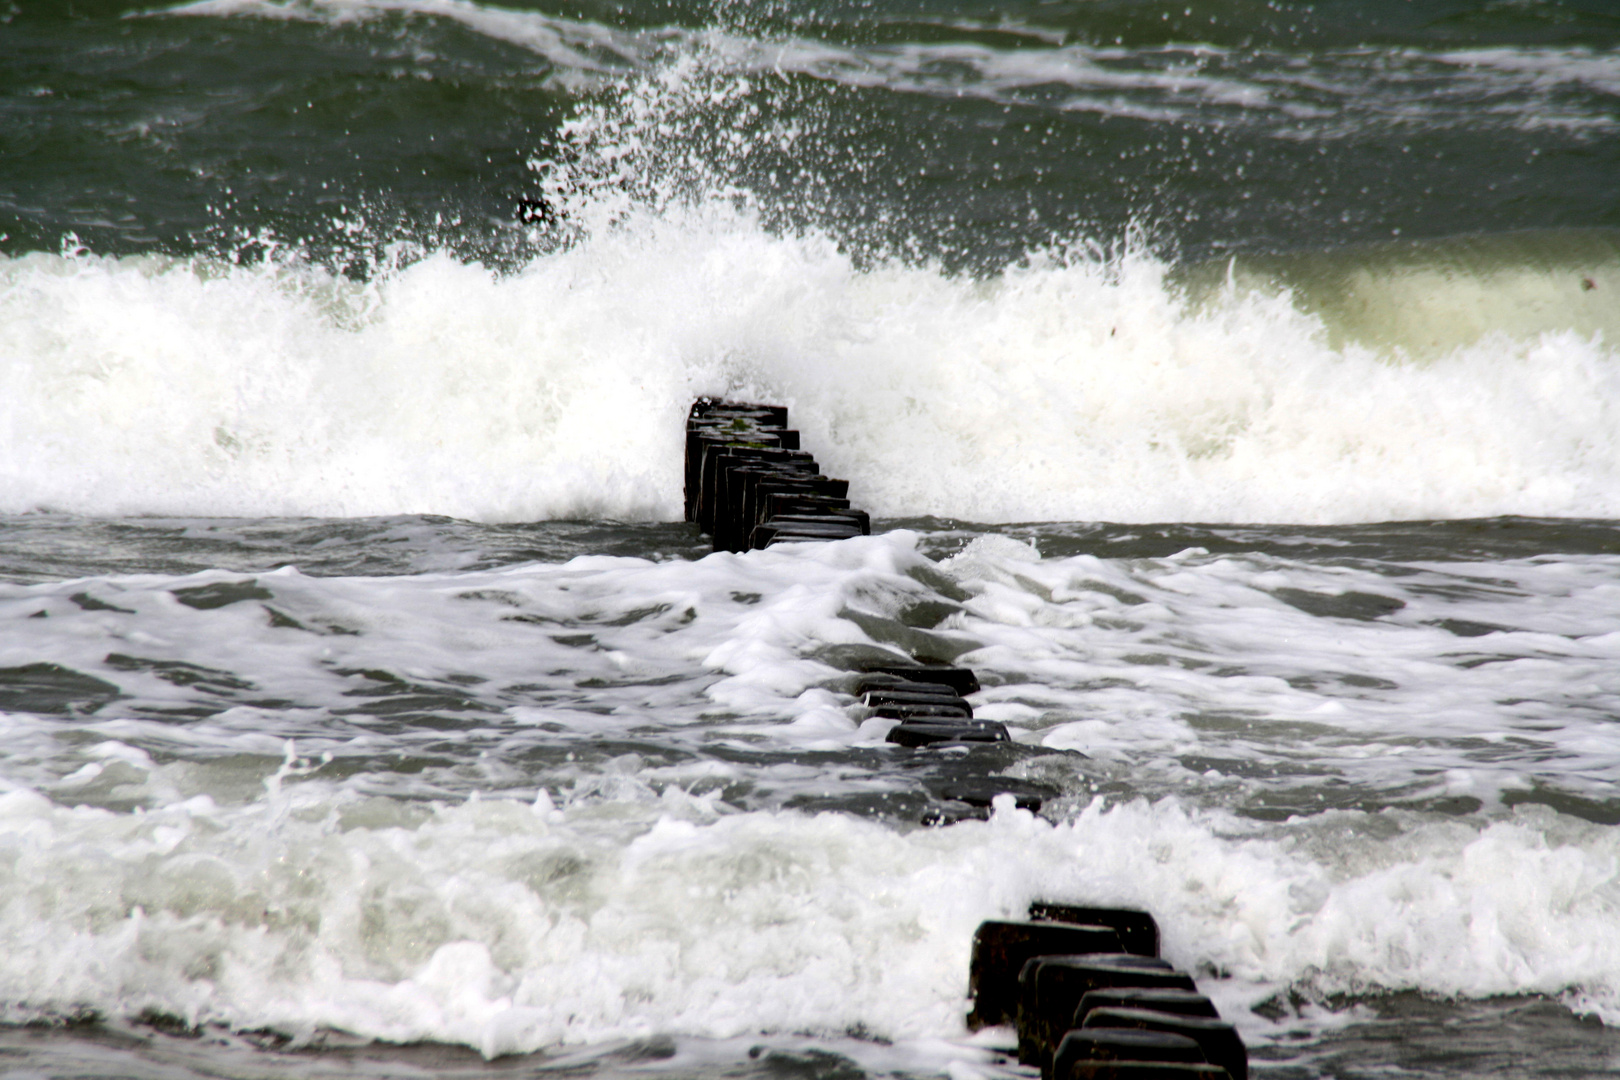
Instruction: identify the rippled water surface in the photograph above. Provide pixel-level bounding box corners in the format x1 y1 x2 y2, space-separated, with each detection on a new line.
3 515 1620 1077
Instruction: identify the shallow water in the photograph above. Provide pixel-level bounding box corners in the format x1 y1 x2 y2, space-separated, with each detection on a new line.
4 515 1620 1078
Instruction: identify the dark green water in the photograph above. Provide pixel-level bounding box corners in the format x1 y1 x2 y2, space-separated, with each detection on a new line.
4 0 1618 273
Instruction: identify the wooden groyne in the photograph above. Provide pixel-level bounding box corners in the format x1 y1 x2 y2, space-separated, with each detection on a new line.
969 904 1246 1080
685 397 866 551
686 398 1006 749
686 400 1247 1080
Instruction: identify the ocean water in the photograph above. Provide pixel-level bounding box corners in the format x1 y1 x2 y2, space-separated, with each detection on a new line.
3 1 1620 1077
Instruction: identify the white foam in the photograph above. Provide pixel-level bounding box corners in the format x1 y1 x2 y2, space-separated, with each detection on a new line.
5 767 1620 1055
10 530 1620 809
1439 47 1620 102
937 537 1620 810
8 528 1620 1050
162 0 647 74
4 217 1619 523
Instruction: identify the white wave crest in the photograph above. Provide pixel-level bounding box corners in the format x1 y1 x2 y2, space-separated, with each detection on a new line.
3 772 1620 1055
3 214 1618 522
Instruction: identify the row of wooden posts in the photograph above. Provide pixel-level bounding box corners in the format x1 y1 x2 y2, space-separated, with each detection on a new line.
969 906 1247 1080
685 399 1010 750
686 400 1247 1080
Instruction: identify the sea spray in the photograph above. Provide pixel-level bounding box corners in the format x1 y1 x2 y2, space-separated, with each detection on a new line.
6 767 1620 1053
4 233 1618 522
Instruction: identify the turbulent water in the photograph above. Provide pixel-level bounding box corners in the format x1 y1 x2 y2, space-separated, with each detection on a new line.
3 1 1620 1077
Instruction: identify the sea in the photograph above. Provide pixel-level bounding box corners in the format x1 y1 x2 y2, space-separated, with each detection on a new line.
3 0 1620 1077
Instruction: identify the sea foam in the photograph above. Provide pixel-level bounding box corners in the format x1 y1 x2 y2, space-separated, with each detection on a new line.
4 765 1620 1056
2 214 1618 524
5 518 1620 1055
